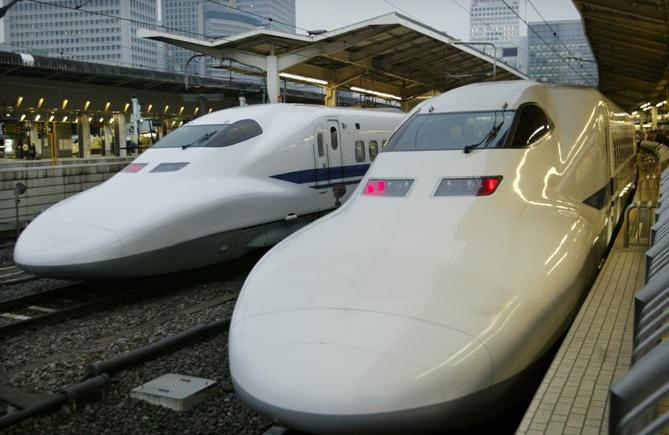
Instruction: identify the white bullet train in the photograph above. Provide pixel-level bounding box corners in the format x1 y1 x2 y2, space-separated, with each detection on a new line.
229 81 637 433
13 105 404 279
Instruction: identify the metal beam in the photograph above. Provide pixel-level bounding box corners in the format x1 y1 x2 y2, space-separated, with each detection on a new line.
277 26 393 70
348 33 428 63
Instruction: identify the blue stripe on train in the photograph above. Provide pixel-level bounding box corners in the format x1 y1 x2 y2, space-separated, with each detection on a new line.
270 164 371 185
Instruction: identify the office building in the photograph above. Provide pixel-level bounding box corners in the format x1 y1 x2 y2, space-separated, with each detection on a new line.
527 20 598 86
3 0 160 69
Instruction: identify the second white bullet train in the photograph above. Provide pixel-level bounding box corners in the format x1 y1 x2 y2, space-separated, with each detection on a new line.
229 81 637 433
14 104 404 279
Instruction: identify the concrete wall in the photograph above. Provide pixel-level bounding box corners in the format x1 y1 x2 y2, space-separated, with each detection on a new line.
0 157 133 231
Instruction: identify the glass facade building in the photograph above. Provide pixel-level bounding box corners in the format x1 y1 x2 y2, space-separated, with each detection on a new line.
162 0 295 76
3 0 160 69
527 20 598 86
469 0 522 69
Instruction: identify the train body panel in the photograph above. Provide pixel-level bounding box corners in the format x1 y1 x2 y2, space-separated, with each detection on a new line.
230 82 637 432
14 104 404 278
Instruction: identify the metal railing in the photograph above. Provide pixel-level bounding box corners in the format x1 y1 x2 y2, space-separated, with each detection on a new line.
624 201 658 248
610 150 669 435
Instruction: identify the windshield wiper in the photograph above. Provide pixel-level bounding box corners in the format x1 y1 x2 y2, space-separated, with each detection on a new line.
182 131 217 150
463 118 505 154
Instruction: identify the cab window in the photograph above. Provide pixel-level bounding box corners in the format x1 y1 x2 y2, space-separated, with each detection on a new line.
151 119 263 149
510 105 552 147
355 140 365 162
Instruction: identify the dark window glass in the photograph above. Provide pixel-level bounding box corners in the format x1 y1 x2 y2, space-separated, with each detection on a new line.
386 111 515 152
510 105 552 147
151 119 262 149
355 140 365 162
369 140 379 160
317 132 324 157
330 126 339 150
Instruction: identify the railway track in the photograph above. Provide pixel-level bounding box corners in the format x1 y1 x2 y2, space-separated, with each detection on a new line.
0 252 262 338
0 265 36 285
0 282 133 337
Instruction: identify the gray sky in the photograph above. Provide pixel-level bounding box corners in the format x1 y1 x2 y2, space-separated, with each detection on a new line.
296 0 582 39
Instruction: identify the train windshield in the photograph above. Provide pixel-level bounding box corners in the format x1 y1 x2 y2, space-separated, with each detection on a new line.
151 119 263 149
385 111 515 152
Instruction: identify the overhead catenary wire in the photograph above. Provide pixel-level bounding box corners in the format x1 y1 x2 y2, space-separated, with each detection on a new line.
525 0 597 80
498 0 596 85
381 0 422 22
203 0 311 34
26 0 213 40
449 0 531 60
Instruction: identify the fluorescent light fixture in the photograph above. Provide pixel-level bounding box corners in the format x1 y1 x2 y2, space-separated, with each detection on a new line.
179 106 184 115
657 101 665 107
147 104 153 113
631 111 638 116
88 117 93 122
164 105 170 113
104 101 111 111
84 100 91 111
34 114 41 121
208 108 213 113
16 96 23 108
37 97 44 108
279 72 328 86
62 99 69 110
99 117 104 123
62 115 69 122
350 86 402 101
640 102 651 108
194 107 199 115
19 114 26 121
48 115 55 122
124 103 130 112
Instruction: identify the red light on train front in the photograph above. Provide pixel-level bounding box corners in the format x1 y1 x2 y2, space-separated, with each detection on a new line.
434 176 503 197
363 178 414 197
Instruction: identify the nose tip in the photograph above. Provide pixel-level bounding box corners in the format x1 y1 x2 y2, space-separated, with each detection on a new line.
233 341 443 415
230 309 492 433
14 221 122 275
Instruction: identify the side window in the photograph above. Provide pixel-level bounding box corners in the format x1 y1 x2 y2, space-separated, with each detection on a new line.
511 105 552 147
317 132 324 157
369 140 379 161
355 140 366 162
330 126 339 150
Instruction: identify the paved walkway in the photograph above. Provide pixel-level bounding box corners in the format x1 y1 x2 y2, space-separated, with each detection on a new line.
516 244 646 435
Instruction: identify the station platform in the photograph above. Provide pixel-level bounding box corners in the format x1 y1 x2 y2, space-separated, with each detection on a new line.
0 156 133 231
517 241 645 434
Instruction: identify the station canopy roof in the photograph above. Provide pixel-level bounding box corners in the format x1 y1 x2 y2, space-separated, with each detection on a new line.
139 13 527 102
572 0 669 110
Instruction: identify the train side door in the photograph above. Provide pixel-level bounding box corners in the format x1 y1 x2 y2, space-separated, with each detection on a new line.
326 120 343 183
313 126 329 189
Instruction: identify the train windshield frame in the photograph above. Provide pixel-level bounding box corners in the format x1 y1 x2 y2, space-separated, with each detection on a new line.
385 110 516 152
151 119 263 149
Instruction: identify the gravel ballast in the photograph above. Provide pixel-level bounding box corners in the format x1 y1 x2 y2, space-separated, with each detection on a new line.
0 256 273 435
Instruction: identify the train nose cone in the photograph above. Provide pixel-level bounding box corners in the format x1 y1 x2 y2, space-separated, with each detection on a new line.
14 221 122 277
230 309 492 434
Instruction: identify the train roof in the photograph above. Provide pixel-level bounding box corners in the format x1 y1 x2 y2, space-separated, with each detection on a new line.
414 81 626 115
188 104 405 127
